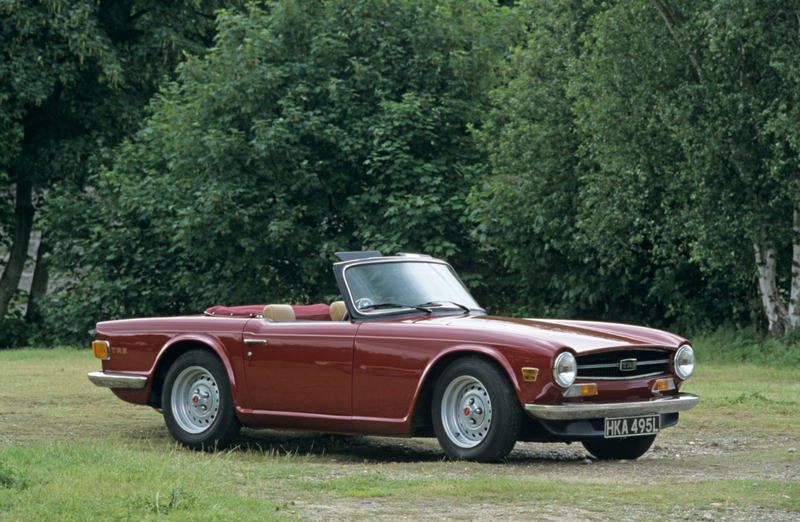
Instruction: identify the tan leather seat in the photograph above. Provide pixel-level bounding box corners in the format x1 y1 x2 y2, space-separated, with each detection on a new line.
262 304 296 321
330 301 347 321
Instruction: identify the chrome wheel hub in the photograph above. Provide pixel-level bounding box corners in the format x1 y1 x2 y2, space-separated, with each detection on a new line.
171 366 220 434
441 376 492 448
191 386 212 411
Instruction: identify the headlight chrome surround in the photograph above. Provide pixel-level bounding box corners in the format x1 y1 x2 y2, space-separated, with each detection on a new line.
673 344 696 380
552 351 577 388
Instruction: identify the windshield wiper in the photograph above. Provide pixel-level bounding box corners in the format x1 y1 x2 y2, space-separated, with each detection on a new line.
416 301 471 313
370 303 432 314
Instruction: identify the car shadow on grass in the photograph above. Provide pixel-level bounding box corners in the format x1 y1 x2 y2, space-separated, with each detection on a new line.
229 428 593 464
231 429 445 462
115 423 618 464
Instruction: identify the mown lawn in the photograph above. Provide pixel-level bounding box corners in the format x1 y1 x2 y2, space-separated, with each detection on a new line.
0 347 798 521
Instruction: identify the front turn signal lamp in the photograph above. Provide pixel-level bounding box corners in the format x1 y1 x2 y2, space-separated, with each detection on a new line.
651 378 676 393
563 383 598 398
92 341 111 360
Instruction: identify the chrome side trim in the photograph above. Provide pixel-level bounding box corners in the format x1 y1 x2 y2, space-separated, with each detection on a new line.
525 393 700 420
87 371 147 389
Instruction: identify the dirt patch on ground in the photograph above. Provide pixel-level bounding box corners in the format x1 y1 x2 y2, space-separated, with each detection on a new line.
228 426 798 521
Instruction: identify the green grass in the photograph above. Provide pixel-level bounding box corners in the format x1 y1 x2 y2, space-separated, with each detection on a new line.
0 441 296 521
0 346 798 521
691 325 800 367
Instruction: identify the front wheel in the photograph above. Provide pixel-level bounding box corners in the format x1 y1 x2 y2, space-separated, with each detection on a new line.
432 357 521 462
582 434 656 460
162 350 241 450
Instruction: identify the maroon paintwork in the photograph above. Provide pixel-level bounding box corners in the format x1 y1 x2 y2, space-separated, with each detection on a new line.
90 253 699 462
95 311 688 437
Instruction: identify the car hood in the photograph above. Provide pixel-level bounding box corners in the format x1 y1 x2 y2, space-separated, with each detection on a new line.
411 314 687 353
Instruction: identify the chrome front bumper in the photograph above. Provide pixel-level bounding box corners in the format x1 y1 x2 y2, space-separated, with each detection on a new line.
88 371 147 389
525 393 700 421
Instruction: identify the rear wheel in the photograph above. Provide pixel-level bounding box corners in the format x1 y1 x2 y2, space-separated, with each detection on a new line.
162 350 241 450
582 434 656 460
432 357 521 462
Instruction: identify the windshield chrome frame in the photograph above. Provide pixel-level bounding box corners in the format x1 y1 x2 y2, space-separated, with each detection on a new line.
337 257 485 320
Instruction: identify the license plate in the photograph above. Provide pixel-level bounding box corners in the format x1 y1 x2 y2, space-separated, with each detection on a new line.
604 415 660 438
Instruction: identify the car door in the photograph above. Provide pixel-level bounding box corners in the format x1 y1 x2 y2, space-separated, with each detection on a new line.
242 319 359 416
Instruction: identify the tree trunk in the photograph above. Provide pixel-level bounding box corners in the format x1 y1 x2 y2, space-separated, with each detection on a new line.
754 242 790 338
650 0 703 81
25 235 50 323
789 186 800 330
0 173 35 321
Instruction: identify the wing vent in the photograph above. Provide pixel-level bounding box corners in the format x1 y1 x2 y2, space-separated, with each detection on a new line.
576 349 671 381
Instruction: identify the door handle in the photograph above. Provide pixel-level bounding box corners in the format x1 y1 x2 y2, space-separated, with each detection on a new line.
244 339 267 345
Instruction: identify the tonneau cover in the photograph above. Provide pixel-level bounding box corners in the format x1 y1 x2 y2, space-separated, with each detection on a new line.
204 303 331 321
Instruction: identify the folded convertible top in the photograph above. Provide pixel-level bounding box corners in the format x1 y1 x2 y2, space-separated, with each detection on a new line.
204 303 331 321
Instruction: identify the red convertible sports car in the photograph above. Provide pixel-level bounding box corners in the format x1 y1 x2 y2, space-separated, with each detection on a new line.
89 252 699 462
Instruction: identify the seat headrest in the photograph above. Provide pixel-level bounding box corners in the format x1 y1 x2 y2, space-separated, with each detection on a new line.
330 301 347 321
262 304 296 321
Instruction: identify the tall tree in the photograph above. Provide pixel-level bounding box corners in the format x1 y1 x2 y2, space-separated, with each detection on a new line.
0 0 236 342
472 0 743 329
572 0 800 337
44 0 517 342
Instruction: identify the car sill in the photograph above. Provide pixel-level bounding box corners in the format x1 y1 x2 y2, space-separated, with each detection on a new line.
525 393 700 420
87 371 147 389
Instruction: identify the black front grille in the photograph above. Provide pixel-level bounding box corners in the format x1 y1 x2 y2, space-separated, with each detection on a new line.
576 349 671 380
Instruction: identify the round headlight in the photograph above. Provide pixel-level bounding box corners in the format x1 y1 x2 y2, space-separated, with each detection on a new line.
673 344 695 380
552 352 577 388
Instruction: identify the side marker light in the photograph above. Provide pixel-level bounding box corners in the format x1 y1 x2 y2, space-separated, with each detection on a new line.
521 368 539 382
92 341 111 360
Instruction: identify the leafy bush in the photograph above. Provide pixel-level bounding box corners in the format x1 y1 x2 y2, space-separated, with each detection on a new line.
471 0 752 332
43 0 517 343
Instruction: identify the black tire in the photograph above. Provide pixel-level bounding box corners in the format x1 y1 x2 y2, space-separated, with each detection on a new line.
582 434 656 460
162 350 241 450
432 357 521 462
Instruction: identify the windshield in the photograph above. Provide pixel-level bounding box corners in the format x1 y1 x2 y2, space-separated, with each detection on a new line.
344 260 481 314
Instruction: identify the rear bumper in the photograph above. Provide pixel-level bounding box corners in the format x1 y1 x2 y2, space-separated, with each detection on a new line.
88 371 147 389
525 393 700 420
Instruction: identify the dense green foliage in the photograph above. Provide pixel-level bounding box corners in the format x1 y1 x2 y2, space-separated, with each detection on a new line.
472 0 800 334
471 1 747 329
571 0 800 294
2 0 799 348
43 0 517 341
0 0 238 345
